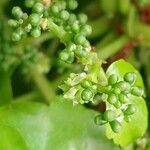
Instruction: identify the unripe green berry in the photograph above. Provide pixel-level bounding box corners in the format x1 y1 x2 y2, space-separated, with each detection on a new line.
131 86 144 97
103 110 116 122
81 24 92 36
25 0 35 8
33 3 44 14
78 13 88 24
124 104 136 115
12 32 21 41
31 28 41 37
12 7 23 19
81 89 93 101
68 14 77 24
57 1 66 10
29 13 40 26
59 51 69 62
74 34 86 45
67 0 78 10
110 120 121 133
72 22 80 33
94 114 107 125
119 94 128 103
107 93 117 105
51 5 59 16
59 51 74 63
108 74 118 85
8 19 18 28
60 10 69 21
124 72 137 84
116 81 131 94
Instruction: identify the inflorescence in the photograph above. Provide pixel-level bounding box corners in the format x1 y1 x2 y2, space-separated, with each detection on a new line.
8 0 145 133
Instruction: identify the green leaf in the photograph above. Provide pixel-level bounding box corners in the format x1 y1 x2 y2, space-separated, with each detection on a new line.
0 70 12 105
47 98 120 150
0 98 120 150
0 125 28 150
0 102 51 150
106 59 148 147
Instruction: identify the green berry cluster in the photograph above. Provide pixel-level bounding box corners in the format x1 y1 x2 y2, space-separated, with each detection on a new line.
8 0 45 41
8 0 145 134
94 72 144 133
9 0 92 66
49 0 92 63
60 69 144 133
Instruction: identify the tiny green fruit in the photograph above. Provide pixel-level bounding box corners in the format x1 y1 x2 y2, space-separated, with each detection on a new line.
103 110 116 122
124 104 136 115
67 0 78 10
108 74 118 85
107 93 118 105
81 89 93 101
29 13 40 26
124 72 137 84
116 81 131 94
110 120 122 133
12 7 23 19
131 86 144 97
33 3 44 14
31 28 41 37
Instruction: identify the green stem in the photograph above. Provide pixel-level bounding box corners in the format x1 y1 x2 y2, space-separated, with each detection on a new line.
30 69 54 105
97 35 129 60
48 18 70 45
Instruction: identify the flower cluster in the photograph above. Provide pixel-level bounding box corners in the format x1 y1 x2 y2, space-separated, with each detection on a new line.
60 69 144 133
8 0 145 134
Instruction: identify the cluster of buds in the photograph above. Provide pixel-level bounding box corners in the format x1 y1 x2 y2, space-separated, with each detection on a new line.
60 70 144 133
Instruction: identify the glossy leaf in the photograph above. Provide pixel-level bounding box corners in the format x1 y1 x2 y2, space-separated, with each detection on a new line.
0 98 120 150
106 59 148 147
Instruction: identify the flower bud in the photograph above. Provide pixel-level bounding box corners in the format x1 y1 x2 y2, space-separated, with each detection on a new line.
12 7 23 19
67 0 78 10
124 104 136 115
110 120 121 133
124 72 137 84
116 81 131 94
81 89 93 101
108 74 118 85
29 13 40 27
131 86 144 97
107 93 118 105
33 3 44 14
103 110 116 122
